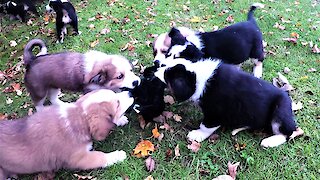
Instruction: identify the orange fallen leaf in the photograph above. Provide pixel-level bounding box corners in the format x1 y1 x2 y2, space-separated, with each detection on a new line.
133 140 155 158
152 126 161 138
90 39 99 48
173 114 182 122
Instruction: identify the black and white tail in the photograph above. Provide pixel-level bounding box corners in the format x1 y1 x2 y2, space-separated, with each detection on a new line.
23 39 48 65
247 3 264 22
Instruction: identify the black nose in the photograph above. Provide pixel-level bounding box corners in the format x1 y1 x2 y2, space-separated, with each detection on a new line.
154 60 160 67
161 64 166 67
132 80 139 87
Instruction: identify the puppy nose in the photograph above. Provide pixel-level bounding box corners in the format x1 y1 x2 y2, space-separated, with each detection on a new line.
154 60 160 67
132 80 139 87
161 64 166 67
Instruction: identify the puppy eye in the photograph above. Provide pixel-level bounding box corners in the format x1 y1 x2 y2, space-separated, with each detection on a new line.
116 74 124 79
161 50 167 54
165 53 172 58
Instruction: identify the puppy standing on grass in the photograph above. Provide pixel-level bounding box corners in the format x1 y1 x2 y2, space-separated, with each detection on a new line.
154 3 265 78
0 0 39 22
0 89 134 179
23 39 140 111
46 0 79 43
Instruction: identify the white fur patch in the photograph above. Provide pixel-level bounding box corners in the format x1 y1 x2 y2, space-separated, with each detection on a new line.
153 33 169 63
231 126 250 136
115 91 134 115
83 51 111 74
187 123 220 142
58 102 76 119
114 116 129 126
86 142 93 151
36 47 48 56
185 33 203 50
103 150 127 167
62 14 71 24
260 134 287 147
81 90 116 113
61 0 69 2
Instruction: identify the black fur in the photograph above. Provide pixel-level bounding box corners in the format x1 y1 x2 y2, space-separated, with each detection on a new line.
0 0 38 22
48 0 78 42
131 66 166 122
164 62 297 138
167 4 264 65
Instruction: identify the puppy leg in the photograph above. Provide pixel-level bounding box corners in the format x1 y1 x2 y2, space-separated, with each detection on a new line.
71 150 127 170
231 126 250 136
187 123 220 142
252 59 263 78
260 134 287 147
70 20 79 35
113 115 129 126
56 21 64 43
48 88 65 105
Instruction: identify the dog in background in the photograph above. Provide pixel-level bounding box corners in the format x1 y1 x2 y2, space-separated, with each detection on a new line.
0 89 134 179
46 0 79 43
130 65 166 124
23 39 140 111
0 0 39 22
154 3 265 78
155 57 303 148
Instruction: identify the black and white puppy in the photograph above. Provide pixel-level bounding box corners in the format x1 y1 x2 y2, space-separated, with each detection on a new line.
155 58 302 147
157 3 265 78
0 0 38 22
130 66 166 123
46 0 79 43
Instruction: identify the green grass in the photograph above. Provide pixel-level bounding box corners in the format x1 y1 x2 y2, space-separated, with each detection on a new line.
1 0 319 179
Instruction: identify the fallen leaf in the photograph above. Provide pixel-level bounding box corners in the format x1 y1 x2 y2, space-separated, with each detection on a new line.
226 15 234 23
174 144 180 157
88 24 95 29
187 140 201 152
144 175 154 180
283 37 297 44
138 115 147 129
160 122 174 132
162 111 174 119
133 140 155 158
173 114 182 122
189 16 201 23
0 113 8 120
28 108 33 116
234 143 246 151
6 97 13 104
290 32 299 38
208 134 220 143
307 68 316 72
90 39 99 47
292 101 303 111
152 114 165 123
164 95 175 104
100 28 110 35
165 148 172 161
73 174 96 180
152 126 161 138
228 161 240 179
273 22 285 30
145 156 156 172
9 40 17 47
283 67 291 74
311 44 320 53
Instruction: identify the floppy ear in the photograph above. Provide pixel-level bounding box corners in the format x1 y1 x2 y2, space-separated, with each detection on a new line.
180 44 204 62
168 27 187 46
85 102 117 141
164 64 196 102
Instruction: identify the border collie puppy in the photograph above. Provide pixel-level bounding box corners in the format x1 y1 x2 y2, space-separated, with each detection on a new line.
46 0 79 43
155 58 303 147
131 66 166 123
0 0 38 22
156 3 265 78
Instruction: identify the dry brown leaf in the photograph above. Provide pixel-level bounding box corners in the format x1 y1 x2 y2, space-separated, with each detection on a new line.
174 144 180 157
273 22 285 30
187 140 201 152
162 111 174 119
165 148 172 161
133 140 155 158
164 95 175 104
6 98 13 104
0 113 8 120
28 108 33 116
88 24 95 29
228 161 240 179
234 143 246 151
226 15 234 23
73 174 96 180
145 156 156 172
152 114 165 123
208 134 220 143
138 115 146 129
9 40 17 47
100 28 110 35
189 16 201 23
283 37 297 44
90 39 99 48
159 122 174 132
312 44 320 53
173 114 182 122
292 101 303 111
307 68 317 72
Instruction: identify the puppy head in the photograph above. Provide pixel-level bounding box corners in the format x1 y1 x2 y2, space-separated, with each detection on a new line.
77 89 133 141
153 33 171 66
164 28 204 65
84 52 140 92
46 0 68 12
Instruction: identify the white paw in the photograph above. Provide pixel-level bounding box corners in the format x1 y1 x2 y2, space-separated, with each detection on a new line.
260 135 287 148
187 130 208 142
253 65 263 78
113 116 129 126
104 150 127 167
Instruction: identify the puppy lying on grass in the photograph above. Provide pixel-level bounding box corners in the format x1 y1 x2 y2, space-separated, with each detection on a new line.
0 89 133 179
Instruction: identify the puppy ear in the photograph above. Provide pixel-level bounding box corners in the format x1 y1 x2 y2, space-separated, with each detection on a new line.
180 44 204 62
164 64 196 102
168 27 187 46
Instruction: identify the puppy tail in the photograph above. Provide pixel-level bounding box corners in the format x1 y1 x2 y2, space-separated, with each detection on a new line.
23 39 48 65
247 3 264 22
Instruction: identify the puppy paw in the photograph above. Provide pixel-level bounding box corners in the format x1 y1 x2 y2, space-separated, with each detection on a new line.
104 150 127 167
113 116 129 126
260 135 287 148
187 130 208 142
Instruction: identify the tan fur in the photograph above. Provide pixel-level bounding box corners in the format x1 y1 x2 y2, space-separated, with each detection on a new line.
0 89 131 179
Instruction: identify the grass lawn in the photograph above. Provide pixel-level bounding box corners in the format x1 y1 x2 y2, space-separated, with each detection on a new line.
0 0 319 179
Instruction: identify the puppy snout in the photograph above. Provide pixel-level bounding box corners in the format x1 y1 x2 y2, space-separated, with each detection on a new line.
154 60 160 67
161 64 166 67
